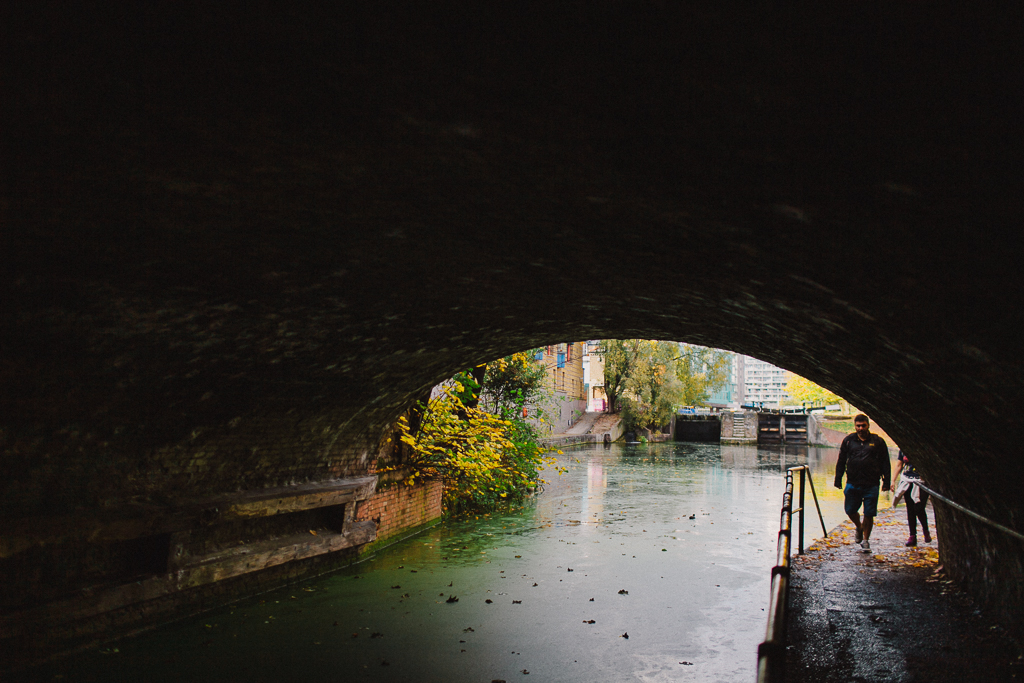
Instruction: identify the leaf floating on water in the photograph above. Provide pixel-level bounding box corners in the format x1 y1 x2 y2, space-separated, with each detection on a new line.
583 619 596 624
515 555 522 558
680 661 693 665
532 583 538 587
446 595 459 603
309 530 317 536
618 589 629 595
567 568 573 572
448 582 453 587
621 632 629 639
512 600 522 604
463 627 475 632
485 599 493 604
391 585 401 589
521 670 530 675
589 598 594 601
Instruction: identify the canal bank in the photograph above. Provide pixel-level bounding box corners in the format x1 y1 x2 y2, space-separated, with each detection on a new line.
786 506 1022 682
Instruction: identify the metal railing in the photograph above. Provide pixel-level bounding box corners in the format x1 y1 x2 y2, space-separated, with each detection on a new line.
915 482 1024 543
756 466 827 683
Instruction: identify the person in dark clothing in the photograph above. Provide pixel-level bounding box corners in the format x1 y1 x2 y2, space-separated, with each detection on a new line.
892 449 932 546
834 414 891 553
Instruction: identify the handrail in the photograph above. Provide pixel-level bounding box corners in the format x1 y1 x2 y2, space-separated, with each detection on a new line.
756 466 828 683
915 482 1024 543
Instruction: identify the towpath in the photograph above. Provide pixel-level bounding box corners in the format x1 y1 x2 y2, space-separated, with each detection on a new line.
786 505 1021 682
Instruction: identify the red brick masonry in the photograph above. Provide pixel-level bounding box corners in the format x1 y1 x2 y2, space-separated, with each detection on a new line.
356 479 444 542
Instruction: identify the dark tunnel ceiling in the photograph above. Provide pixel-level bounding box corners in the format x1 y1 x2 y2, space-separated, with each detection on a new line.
2 2 1022 559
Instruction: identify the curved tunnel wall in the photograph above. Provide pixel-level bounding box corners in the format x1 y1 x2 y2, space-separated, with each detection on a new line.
3 0 1022 652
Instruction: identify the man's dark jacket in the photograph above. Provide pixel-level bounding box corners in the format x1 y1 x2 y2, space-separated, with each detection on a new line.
834 432 891 490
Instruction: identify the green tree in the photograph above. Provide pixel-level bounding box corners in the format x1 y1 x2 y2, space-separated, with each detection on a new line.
602 339 646 415
675 344 732 407
602 340 731 431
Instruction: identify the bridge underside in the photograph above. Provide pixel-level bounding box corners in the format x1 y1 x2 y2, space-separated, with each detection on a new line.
3 1 1022 660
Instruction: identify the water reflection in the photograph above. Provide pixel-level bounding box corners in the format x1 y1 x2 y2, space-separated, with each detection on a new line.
28 441 894 683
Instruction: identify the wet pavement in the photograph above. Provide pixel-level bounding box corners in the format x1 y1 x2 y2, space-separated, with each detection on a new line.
787 505 1023 682
23 442 845 683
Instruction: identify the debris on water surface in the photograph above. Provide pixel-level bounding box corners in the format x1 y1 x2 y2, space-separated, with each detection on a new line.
485 599 493 604
512 600 522 604
446 595 459 603
621 632 629 639
583 619 596 624
618 589 628 595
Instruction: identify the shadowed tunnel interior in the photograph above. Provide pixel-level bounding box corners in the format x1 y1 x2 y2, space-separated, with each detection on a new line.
2 0 1023 666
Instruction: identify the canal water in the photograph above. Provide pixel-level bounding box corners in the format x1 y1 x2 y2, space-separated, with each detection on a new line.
29 442 896 683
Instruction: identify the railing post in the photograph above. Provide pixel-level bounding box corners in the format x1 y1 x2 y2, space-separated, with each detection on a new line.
798 467 805 556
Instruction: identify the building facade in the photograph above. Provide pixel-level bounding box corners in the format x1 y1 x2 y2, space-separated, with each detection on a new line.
582 340 606 412
739 355 792 409
533 342 588 433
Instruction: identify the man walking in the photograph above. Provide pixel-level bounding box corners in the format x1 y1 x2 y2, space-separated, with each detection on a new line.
834 414 891 552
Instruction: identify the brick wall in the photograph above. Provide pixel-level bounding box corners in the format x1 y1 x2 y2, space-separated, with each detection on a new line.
356 479 444 543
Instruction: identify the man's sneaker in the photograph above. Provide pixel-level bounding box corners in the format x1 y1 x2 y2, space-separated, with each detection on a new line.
905 535 917 547
855 528 863 543
860 539 871 553
922 527 932 544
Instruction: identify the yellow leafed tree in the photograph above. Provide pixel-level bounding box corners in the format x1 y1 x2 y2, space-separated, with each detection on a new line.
784 374 844 406
397 384 549 511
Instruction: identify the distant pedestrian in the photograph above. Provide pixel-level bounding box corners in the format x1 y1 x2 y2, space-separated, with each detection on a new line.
834 414 891 553
892 449 931 546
